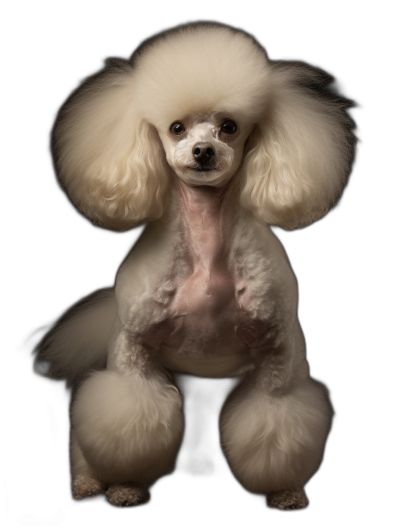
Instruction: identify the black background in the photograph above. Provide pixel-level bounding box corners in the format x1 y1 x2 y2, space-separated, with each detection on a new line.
19 2 395 529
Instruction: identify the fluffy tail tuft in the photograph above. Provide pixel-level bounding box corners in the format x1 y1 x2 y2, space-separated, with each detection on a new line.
34 288 116 386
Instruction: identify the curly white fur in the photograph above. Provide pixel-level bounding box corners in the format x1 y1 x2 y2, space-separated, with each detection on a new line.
72 370 183 485
220 378 332 493
36 22 356 509
53 22 354 231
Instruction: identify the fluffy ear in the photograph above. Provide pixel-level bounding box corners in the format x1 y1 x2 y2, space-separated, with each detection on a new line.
52 59 170 231
241 62 356 229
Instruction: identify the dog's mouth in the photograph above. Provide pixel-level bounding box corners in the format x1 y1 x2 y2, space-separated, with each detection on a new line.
188 166 218 173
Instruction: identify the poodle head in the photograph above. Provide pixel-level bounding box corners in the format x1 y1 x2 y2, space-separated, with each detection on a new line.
52 22 356 231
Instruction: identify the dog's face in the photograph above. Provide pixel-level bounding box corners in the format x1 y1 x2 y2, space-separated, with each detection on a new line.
158 113 254 188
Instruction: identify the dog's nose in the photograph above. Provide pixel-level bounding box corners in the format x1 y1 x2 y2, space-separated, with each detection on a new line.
192 143 215 164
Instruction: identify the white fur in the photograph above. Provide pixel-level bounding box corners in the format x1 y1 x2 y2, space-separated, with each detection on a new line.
72 370 183 484
37 22 355 507
241 74 353 228
53 23 354 231
220 378 332 493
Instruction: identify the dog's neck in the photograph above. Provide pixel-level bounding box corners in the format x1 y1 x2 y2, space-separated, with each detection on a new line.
175 178 234 271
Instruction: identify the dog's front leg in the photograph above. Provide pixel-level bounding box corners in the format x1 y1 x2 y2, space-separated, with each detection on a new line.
220 322 333 510
70 326 184 506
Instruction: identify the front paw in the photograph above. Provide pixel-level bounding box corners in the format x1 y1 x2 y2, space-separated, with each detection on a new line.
267 488 309 510
72 475 106 500
106 484 150 507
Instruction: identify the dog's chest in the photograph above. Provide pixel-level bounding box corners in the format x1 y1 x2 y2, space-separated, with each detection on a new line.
163 263 238 347
137 184 280 376
143 261 248 376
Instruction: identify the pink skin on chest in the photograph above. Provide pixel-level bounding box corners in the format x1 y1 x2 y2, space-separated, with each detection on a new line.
164 181 240 353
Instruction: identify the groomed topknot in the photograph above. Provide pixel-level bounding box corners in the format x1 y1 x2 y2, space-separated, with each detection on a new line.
131 22 273 129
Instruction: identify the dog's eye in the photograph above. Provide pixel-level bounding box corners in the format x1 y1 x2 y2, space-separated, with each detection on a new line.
170 122 185 136
221 120 237 134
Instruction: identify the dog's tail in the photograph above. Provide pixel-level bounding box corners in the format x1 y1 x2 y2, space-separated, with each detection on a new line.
34 288 116 386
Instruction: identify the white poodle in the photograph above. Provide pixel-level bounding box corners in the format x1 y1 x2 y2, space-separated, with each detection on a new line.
35 22 356 509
